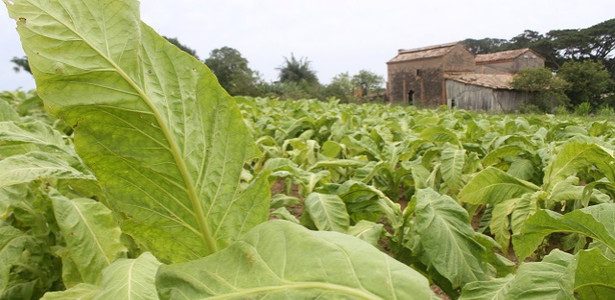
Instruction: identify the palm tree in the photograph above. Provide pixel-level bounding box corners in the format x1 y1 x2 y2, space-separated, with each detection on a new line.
277 54 318 84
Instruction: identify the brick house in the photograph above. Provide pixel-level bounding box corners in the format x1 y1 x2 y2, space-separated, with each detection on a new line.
386 42 545 111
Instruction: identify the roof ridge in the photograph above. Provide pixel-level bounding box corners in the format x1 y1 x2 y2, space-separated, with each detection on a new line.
475 48 534 63
398 41 461 54
476 48 529 55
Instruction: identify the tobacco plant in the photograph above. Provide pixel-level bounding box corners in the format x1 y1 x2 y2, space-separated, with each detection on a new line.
1 0 434 299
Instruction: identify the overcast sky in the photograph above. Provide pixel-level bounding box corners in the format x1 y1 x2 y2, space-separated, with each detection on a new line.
1 0 614 91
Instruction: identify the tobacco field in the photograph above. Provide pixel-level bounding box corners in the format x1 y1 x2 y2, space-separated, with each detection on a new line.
1 0 614 299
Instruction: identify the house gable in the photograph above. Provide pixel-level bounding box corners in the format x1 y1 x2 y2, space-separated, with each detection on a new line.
388 42 461 64
475 48 545 74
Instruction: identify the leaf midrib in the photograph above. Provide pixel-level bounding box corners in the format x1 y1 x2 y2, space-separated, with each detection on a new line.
70 201 111 266
28 2 218 253
442 149 464 190
317 194 337 230
546 145 603 189
428 202 482 284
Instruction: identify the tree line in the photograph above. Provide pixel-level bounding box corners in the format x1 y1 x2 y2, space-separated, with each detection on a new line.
10 18 614 110
463 18 615 113
203 48 384 102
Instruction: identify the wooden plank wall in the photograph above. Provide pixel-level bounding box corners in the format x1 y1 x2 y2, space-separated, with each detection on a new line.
445 80 530 112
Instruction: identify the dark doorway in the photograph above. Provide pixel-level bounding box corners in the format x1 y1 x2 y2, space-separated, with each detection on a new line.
408 90 414 105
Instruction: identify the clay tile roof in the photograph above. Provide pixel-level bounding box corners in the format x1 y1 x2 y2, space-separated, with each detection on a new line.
388 42 461 63
445 73 515 90
475 48 542 64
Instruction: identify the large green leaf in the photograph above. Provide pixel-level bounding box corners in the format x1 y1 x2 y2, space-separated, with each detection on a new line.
5 0 268 262
458 167 540 205
512 204 615 261
42 252 161 300
460 250 577 300
50 191 126 285
352 161 387 183
157 220 435 300
419 126 460 147
411 163 439 190
94 252 161 300
575 248 615 299
412 188 491 288
490 198 518 250
510 192 540 234
543 142 615 191
502 250 577 299
440 146 466 193
507 159 535 181
458 275 513 300
481 145 526 167
303 192 350 232
335 180 402 228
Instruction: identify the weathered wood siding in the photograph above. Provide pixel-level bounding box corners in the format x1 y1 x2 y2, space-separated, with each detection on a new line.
445 80 530 112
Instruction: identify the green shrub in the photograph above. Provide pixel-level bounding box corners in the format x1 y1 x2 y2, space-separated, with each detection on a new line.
595 105 615 117
554 105 569 115
518 102 542 114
